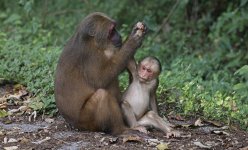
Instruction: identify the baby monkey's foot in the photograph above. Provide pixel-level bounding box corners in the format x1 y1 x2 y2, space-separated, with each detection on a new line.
165 130 181 138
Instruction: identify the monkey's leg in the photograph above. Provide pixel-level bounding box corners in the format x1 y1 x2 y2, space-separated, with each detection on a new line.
121 101 148 134
79 89 127 135
138 111 180 137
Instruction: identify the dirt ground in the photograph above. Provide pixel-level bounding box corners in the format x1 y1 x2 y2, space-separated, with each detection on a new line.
0 82 248 150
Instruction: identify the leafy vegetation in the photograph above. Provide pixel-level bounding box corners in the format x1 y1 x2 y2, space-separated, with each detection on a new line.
0 0 247 129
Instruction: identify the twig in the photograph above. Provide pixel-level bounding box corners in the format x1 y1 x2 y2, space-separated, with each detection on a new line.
53 137 71 144
153 0 180 39
47 9 83 17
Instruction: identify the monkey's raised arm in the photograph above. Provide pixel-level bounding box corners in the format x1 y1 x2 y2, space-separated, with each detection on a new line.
127 57 138 81
93 22 147 88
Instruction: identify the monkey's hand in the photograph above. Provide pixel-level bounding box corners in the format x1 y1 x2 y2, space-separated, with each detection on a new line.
132 22 147 38
124 22 148 50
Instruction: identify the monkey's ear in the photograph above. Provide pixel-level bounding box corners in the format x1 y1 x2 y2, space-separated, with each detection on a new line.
82 22 96 37
88 25 96 37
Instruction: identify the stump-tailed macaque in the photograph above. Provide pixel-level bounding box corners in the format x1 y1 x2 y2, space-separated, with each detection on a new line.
55 12 147 135
122 56 180 138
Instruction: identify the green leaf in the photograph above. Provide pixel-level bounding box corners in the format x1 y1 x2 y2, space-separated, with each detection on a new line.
233 83 247 90
241 0 248 7
28 100 44 111
0 110 9 118
3 14 21 24
156 143 169 150
235 65 248 76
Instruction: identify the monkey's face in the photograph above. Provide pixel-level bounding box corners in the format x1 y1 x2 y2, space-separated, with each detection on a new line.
137 58 160 83
137 64 156 82
108 23 122 48
81 13 122 49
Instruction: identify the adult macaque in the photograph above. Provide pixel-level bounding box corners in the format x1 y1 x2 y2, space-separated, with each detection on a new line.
122 56 180 138
55 12 147 135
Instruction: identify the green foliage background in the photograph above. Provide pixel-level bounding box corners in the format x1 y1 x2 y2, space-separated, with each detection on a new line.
0 0 247 129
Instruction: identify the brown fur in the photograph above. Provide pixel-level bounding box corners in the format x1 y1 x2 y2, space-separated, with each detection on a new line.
55 12 147 135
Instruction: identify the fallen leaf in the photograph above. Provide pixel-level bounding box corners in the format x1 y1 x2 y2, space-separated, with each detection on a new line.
220 126 229 130
7 88 27 100
18 106 28 112
148 138 160 143
28 111 37 122
212 130 230 136
4 146 18 150
32 137 51 144
0 97 7 103
147 138 161 146
180 124 192 128
100 137 105 143
193 141 211 149
204 120 222 127
109 137 118 144
8 109 20 114
168 114 185 121
0 109 8 118
0 103 7 109
3 137 8 144
123 135 142 143
19 137 29 143
180 134 192 138
194 118 204 127
8 138 18 143
16 111 25 116
205 141 218 147
156 143 169 150
3 120 12 124
0 130 5 136
240 145 248 150
13 84 24 91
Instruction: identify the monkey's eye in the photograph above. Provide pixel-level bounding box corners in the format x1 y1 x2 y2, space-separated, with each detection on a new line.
108 23 116 38
108 28 114 38
147 69 151 73
142 66 146 70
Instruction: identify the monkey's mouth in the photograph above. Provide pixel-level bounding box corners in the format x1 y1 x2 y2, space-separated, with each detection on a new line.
138 76 147 82
115 42 122 48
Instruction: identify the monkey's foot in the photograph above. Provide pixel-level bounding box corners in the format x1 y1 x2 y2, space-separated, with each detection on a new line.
132 125 149 134
165 130 181 138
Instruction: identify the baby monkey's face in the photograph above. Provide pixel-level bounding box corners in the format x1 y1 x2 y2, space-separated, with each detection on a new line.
137 58 160 82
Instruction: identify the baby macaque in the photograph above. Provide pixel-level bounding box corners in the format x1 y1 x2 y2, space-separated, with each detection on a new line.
122 56 180 138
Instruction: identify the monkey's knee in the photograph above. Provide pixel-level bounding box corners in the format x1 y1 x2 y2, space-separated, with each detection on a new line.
146 111 157 118
121 100 131 109
91 89 109 102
